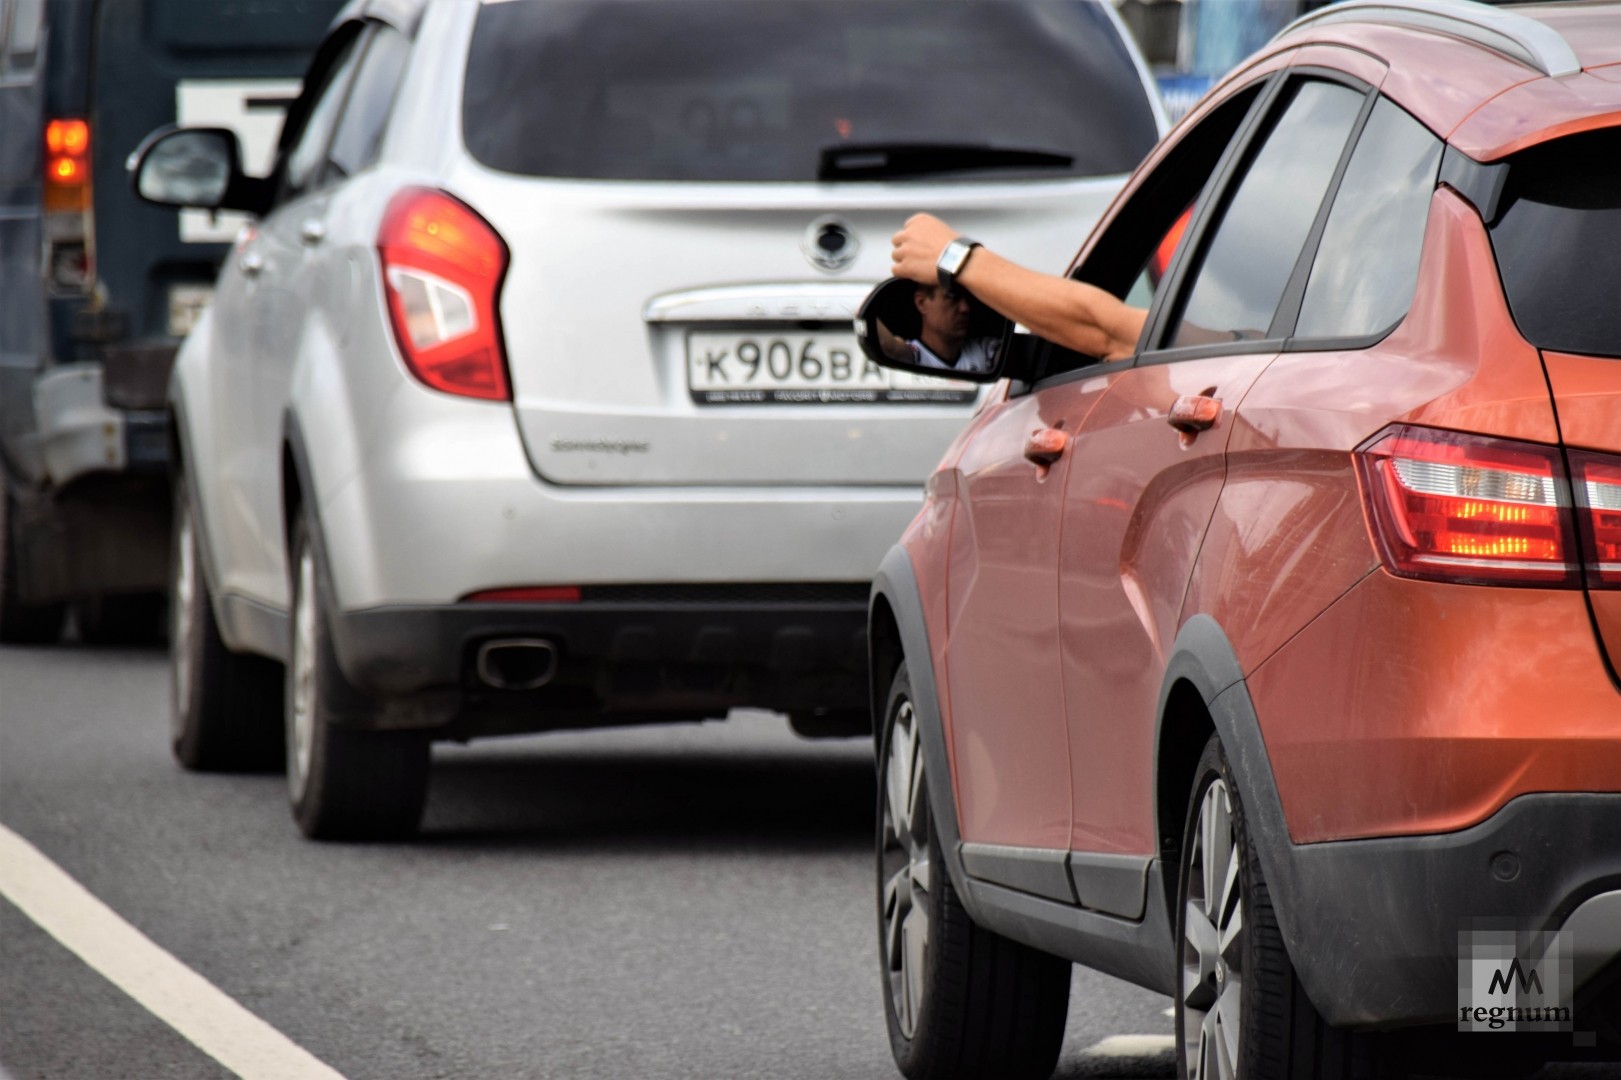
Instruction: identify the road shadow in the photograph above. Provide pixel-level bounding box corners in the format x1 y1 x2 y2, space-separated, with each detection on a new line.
417 724 877 855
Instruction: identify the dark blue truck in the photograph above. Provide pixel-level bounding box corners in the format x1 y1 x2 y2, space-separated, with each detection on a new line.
0 0 340 641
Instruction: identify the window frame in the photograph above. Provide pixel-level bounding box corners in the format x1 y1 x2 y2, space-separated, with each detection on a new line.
1135 67 1379 369
319 21 412 188
268 20 371 207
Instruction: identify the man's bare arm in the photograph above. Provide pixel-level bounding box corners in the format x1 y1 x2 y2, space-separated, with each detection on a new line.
891 213 1147 363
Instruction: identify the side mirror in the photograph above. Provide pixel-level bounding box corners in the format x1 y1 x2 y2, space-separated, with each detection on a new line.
127 126 270 215
854 277 1009 384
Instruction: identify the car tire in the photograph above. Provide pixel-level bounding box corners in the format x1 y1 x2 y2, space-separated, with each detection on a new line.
285 513 428 841
1176 735 1393 1080
878 663 1071 1080
169 473 284 771
0 480 66 645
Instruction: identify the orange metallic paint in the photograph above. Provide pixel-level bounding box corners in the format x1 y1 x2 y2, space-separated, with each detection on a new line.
1450 76 1621 161
1248 570 1621 844
1060 353 1275 855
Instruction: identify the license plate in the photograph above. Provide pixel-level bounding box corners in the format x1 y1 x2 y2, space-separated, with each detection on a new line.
167 284 214 337
687 330 977 405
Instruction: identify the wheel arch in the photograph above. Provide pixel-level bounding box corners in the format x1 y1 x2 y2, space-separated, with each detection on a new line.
870 544 984 921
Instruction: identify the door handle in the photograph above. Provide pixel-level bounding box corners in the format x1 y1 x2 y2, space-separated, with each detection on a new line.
239 250 265 277
1024 427 1068 465
299 219 327 246
1168 393 1222 435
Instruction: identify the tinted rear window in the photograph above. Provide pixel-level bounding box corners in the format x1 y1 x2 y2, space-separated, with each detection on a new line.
461 0 1158 182
1491 128 1621 358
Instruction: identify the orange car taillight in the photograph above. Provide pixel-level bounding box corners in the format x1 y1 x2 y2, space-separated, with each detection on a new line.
1355 425 1578 587
43 118 92 290
377 188 510 401
1571 453 1621 589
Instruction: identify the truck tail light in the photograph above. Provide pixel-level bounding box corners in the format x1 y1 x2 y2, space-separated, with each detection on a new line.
377 188 510 402
1354 425 1578 587
43 118 92 290
1570 453 1621 589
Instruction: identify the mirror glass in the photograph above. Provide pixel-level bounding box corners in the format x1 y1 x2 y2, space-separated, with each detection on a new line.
855 277 1008 383
136 129 234 208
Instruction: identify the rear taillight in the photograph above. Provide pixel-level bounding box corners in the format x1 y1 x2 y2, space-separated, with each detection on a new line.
1571 453 1621 589
377 188 510 401
1355 425 1578 587
43 118 92 290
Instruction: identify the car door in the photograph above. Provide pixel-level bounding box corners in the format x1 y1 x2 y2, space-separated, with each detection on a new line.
218 23 365 606
1057 72 1379 916
940 77 1272 889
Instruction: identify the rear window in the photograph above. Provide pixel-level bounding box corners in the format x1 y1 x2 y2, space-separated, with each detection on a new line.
1490 128 1621 359
461 0 1159 182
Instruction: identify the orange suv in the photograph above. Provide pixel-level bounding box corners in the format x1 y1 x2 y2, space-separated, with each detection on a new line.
863 1 1621 1076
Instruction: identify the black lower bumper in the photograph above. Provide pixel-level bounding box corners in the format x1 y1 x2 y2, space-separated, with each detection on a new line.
326 594 871 734
1278 793 1621 1034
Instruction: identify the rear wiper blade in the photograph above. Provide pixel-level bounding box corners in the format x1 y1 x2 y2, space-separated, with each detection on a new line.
817 142 1074 181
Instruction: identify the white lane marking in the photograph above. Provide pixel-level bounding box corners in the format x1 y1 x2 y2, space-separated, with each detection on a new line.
0 823 346 1080
1080 1033 1178 1058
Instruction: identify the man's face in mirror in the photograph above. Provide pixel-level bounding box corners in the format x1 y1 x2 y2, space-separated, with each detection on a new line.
913 284 971 360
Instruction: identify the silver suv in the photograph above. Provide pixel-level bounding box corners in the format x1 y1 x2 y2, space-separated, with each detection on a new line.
133 0 1163 839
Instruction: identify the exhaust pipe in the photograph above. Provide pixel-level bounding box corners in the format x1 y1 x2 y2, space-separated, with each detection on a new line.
476 639 559 691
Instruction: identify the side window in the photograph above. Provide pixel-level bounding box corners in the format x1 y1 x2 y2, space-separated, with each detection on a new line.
1046 81 1264 374
324 25 411 184
280 30 365 199
1164 79 1365 348
1294 98 1442 341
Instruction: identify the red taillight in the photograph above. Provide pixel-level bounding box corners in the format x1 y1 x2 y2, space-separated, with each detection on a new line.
1355 425 1578 587
44 119 90 209
462 587 582 603
1571 453 1621 589
378 188 510 401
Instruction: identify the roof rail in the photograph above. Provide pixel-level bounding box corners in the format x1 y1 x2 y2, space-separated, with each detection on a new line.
1274 0 1582 78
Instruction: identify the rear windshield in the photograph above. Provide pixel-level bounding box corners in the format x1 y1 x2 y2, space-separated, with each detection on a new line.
461 0 1159 182
1490 128 1621 358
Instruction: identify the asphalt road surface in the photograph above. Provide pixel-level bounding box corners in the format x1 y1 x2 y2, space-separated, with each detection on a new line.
1 644 1180 1080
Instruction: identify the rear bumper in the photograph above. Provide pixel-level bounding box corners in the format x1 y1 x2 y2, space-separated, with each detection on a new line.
1281 792 1621 1032
326 591 870 732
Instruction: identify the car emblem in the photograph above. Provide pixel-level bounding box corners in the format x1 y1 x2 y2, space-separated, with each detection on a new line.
803 216 859 273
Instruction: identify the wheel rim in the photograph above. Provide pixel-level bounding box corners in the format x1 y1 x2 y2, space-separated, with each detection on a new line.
170 495 195 740
880 698 930 1040
287 545 317 803
1181 777 1243 1080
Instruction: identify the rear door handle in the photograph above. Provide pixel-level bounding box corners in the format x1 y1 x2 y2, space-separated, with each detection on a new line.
1024 428 1068 465
1168 393 1222 434
299 219 327 246
239 250 265 277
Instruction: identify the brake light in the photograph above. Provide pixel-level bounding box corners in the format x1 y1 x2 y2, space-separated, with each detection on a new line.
377 188 510 401
462 587 582 603
44 118 90 212
1355 425 1577 587
1570 453 1621 588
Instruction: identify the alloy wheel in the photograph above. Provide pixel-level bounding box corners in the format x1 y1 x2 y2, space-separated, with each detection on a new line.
880 699 931 1040
169 495 195 741
287 545 317 803
1182 777 1244 1080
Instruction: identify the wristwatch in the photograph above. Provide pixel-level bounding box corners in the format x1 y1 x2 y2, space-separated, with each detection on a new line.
936 237 981 293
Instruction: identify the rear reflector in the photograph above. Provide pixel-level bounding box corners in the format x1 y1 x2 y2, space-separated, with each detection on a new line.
1355 425 1578 587
462 587 582 603
378 188 510 401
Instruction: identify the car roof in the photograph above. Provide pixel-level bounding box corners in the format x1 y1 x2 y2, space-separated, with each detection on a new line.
1265 0 1620 161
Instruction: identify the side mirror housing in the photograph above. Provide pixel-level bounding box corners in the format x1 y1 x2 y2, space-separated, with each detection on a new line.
127 126 271 216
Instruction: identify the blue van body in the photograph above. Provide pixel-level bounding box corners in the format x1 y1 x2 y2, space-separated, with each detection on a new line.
0 0 339 640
